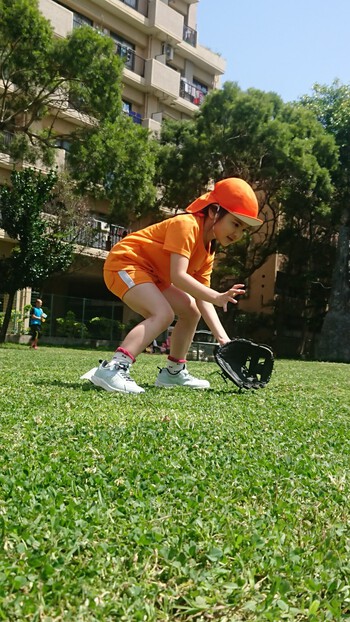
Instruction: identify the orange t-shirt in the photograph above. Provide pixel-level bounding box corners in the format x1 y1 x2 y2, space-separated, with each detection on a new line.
104 213 214 288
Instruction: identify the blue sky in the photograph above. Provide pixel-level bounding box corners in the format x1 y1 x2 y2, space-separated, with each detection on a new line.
196 0 350 102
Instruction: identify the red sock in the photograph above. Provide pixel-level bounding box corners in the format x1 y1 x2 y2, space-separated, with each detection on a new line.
112 347 135 365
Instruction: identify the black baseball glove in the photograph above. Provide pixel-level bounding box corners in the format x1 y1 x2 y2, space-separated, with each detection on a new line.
214 338 274 390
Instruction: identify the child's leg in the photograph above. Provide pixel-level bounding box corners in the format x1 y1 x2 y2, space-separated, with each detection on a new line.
120 283 175 358
30 327 39 348
87 283 173 395
162 285 201 360
154 285 210 388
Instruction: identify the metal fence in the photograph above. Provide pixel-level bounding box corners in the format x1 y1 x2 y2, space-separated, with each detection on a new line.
2 293 128 343
41 293 126 341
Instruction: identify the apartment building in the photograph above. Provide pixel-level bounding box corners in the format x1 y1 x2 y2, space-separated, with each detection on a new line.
0 0 230 334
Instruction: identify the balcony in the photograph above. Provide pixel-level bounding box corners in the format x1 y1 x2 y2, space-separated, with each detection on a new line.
148 0 184 43
180 78 205 106
144 58 180 100
183 24 197 47
69 220 129 252
142 115 162 135
0 131 14 154
115 43 145 77
126 111 143 124
178 41 226 76
39 0 73 38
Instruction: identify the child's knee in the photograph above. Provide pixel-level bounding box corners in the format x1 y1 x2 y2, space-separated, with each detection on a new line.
163 308 175 328
183 299 201 322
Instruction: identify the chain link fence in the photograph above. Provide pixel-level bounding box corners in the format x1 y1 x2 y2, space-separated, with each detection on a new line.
1 292 131 345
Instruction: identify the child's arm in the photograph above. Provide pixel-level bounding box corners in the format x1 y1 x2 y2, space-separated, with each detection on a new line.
170 254 245 311
196 300 230 346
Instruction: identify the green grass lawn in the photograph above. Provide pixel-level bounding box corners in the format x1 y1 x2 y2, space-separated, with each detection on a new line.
0 345 350 621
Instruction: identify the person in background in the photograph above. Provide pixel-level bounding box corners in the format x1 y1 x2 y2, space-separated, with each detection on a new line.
83 178 262 394
29 299 46 349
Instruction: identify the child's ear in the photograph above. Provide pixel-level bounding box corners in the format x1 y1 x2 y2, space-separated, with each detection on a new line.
209 205 220 220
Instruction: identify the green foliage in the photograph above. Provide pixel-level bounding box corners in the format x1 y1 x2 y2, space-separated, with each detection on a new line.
0 168 74 294
88 316 126 340
157 118 205 211
157 82 340 355
232 310 274 337
0 309 23 333
55 311 89 338
299 81 350 360
0 0 158 223
157 82 338 277
57 25 122 123
300 80 350 208
1 347 350 620
69 116 158 224
0 168 82 342
0 0 124 164
0 0 55 88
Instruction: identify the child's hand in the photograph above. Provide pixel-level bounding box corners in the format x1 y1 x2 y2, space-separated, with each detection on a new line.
216 284 245 312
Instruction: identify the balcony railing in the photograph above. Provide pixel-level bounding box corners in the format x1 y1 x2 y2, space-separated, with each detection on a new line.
68 221 129 252
183 24 197 47
115 43 145 77
180 78 205 106
127 111 143 124
0 131 14 154
0 207 128 252
73 12 93 29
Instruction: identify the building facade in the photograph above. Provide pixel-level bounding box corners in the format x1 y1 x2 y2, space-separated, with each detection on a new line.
0 0 230 335
0 0 278 340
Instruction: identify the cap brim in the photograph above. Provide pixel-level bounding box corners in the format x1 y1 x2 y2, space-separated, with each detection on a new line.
185 189 263 228
185 192 213 213
233 213 263 228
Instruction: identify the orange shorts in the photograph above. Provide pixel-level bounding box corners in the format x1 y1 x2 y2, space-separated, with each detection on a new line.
104 268 166 300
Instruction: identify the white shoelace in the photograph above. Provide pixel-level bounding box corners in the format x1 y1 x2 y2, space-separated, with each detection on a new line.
111 362 134 383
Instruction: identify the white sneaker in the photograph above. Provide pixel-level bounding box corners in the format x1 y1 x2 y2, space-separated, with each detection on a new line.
155 366 210 389
90 360 145 394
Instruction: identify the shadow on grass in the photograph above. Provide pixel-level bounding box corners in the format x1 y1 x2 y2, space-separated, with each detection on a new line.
32 379 93 390
31 378 246 397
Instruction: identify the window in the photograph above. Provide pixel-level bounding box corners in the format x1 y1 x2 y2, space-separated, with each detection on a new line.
122 101 132 114
55 139 71 151
121 0 137 8
122 101 142 125
110 32 135 71
183 24 197 47
192 78 208 96
73 11 93 29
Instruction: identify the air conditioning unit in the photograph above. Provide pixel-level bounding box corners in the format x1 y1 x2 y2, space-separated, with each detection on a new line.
162 43 174 61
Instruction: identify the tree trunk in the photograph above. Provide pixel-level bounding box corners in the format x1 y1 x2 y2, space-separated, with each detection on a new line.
0 290 16 344
316 214 350 362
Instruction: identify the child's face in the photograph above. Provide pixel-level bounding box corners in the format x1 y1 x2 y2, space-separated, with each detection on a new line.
214 213 248 247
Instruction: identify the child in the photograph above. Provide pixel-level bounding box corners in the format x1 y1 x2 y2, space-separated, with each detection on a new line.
29 298 46 349
84 178 262 394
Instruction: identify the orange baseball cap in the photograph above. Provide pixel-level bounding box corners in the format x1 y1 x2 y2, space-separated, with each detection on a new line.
185 177 262 227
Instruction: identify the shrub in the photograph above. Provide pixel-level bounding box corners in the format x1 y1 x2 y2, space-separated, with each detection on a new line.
55 310 89 338
88 317 126 340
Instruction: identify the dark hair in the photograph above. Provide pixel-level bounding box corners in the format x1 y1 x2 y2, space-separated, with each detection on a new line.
200 203 227 220
200 203 227 252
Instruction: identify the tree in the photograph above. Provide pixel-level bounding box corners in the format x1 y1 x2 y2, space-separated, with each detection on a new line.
157 83 338 344
157 83 336 272
69 115 158 225
301 81 350 361
0 0 121 159
0 0 157 221
0 168 89 342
